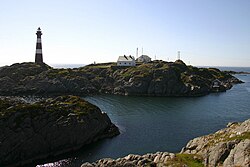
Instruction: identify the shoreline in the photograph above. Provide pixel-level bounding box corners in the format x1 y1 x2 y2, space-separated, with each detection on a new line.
81 119 250 167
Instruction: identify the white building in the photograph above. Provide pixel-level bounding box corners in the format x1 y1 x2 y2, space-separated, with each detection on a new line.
137 55 151 63
212 79 221 88
117 55 136 66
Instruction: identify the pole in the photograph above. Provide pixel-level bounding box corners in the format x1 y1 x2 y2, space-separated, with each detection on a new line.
178 51 180 60
136 48 138 58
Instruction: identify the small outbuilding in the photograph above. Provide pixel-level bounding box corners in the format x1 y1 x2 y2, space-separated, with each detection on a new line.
136 55 151 63
117 55 136 66
211 79 226 92
211 79 221 88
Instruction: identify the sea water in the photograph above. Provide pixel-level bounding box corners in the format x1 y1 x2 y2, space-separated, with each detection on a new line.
37 67 250 167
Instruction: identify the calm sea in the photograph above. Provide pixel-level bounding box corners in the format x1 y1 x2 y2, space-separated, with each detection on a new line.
36 67 250 167
50 64 85 69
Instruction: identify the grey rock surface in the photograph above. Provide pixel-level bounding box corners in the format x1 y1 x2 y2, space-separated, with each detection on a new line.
81 152 177 167
181 119 250 167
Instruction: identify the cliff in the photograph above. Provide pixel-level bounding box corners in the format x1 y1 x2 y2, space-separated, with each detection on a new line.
81 119 250 167
0 61 242 96
0 95 119 167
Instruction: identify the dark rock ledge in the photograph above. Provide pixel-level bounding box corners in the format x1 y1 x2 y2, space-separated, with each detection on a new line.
0 96 119 167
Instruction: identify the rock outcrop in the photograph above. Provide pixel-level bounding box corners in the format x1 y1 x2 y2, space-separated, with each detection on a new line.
0 96 119 167
181 119 250 167
81 152 203 167
82 119 250 167
0 61 242 96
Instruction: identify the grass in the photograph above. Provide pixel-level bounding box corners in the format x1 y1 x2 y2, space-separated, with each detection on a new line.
88 65 111 69
204 130 250 148
165 154 204 167
226 132 250 141
120 64 152 78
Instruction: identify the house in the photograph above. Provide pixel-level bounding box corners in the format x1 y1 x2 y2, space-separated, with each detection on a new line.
211 79 226 92
212 79 221 88
117 55 136 66
136 55 151 63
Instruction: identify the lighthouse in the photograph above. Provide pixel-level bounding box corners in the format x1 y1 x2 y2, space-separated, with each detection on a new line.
35 27 43 64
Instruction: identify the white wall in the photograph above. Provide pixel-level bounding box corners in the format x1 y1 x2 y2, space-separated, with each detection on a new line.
117 61 135 66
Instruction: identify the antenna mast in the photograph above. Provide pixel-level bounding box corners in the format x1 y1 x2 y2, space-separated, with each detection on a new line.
136 48 138 58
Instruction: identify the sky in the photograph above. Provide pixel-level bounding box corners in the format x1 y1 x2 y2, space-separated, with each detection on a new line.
0 0 250 67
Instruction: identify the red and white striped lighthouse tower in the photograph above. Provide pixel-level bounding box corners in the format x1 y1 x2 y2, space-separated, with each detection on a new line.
35 27 43 63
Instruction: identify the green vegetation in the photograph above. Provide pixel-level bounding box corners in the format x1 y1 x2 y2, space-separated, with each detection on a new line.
47 69 70 78
180 73 191 83
165 154 204 167
0 96 98 128
0 101 45 127
229 132 250 141
43 96 96 116
85 62 116 69
87 65 111 69
204 130 250 148
0 62 51 81
120 63 153 78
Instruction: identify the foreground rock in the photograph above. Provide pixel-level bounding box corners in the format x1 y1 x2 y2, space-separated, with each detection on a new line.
0 96 119 167
0 61 243 96
82 119 250 167
181 119 250 167
81 152 203 167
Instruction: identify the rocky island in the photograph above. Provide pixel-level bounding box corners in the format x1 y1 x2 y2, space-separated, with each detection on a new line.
81 119 250 167
0 60 242 96
0 95 119 167
0 60 247 167
224 71 250 75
